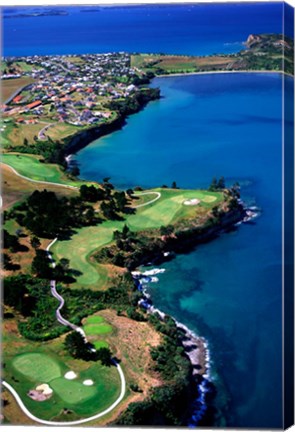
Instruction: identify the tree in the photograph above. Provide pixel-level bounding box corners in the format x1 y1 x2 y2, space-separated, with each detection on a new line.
3 229 21 252
171 181 178 189
217 176 225 189
80 185 101 202
23 138 29 146
209 177 218 191
160 225 174 236
70 166 80 177
31 249 52 279
126 188 134 197
30 236 41 250
96 347 113 366
3 253 20 271
113 191 128 212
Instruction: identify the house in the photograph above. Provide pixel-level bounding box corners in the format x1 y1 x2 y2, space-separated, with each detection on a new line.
26 100 42 110
13 95 23 104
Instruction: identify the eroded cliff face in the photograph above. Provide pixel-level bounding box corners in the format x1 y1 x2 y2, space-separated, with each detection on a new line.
245 34 262 47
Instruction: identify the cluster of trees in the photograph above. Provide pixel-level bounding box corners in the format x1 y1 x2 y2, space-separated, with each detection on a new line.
5 189 102 239
9 139 66 166
3 272 138 341
79 181 132 220
31 249 79 283
96 225 166 270
107 87 160 116
64 331 113 365
3 229 28 270
4 275 64 340
208 176 225 191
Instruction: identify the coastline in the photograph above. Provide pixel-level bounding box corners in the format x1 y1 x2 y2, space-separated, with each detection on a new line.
65 68 293 168
156 69 294 79
133 269 212 425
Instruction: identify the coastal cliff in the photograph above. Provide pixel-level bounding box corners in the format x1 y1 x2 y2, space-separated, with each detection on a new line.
64 87 160 157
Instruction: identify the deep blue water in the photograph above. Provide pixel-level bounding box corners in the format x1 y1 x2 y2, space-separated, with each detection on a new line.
75 73 288 428
3 3 284 57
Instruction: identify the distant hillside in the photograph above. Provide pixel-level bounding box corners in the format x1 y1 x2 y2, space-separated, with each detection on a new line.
132 33 294 76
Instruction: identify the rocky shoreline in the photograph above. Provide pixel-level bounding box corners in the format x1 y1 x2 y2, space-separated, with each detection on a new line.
130 203 259 425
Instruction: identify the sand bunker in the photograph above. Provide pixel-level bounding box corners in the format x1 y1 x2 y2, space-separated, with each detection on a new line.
64 370 77 380
28 383 53 401
36 383 53 396
83 379 94 386
183 198 201 206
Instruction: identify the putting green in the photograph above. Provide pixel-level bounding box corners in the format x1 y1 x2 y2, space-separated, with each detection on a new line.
50 377 97 404
84 323 113 336
12 353 61 383
201 195 217 203
85 315 105 324
93 341 109 350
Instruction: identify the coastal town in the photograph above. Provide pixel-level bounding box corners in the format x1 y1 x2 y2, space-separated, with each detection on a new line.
1 52 155 148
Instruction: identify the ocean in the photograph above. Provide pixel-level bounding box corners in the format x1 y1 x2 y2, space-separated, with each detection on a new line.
3 2 285 57
75 72 287 428
3 3 292 428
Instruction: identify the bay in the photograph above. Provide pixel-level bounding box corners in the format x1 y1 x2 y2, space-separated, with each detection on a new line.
75 72 287 428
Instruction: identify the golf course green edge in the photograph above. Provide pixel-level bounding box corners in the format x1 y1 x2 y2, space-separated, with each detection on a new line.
2 365 126 426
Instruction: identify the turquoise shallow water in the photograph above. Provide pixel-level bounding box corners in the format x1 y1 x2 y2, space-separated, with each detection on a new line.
75 73 288 428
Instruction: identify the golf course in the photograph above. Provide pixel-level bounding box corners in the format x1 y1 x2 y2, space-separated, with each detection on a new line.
2 156 231 425
51 188 222 289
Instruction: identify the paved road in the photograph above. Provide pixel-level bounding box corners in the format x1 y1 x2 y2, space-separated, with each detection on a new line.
2 170 162 424
3 239 126 426
38 123 54 140
133 191 161 208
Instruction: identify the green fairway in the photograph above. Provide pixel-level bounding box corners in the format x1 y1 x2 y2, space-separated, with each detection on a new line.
52 188 224 289
2 154 71 184
12 353 61 382
2 153 83 187
50 377 97 404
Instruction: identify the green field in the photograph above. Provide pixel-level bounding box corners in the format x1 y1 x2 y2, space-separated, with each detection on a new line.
52 188 223 289
8 350 121 420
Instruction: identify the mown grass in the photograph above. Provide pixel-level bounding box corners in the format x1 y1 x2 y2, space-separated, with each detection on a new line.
84 324 113 336
52 188 223 289
12 352 61 382
5 345 121 420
